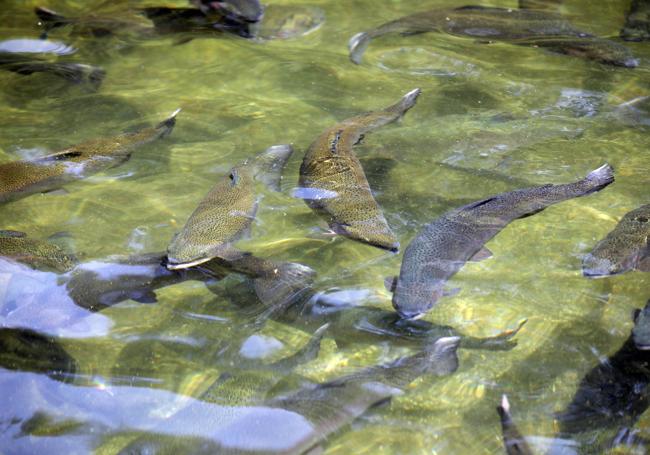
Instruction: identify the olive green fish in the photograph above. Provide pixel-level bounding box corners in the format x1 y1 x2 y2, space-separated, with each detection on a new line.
0 52 105 87
389 164 614 319
582 203 650 277
348 5 637 68
297 88 420 252
0 230 77 273
496 395 535 455
0 109 179 205
166 144 293 269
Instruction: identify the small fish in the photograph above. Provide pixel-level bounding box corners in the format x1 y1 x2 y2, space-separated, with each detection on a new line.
557 300 650 442
497 395 535 455
388 164 614 319
348 5 637 67
0 230 77 273
0 109 179 204
0 52 105 87
583 204 650 277
621 0 650 42
166 144 293 270
298 88 421 252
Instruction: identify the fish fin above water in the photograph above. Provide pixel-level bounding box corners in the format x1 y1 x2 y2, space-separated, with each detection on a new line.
155 108 181 135
583 163 615 193
386 88 421 118
469 246 493 262
34 6 69 30
384 276 397 293
349 31 372 64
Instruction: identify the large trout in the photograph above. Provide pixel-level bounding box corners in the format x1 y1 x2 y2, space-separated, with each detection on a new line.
389 164 615 319
298 88 420 252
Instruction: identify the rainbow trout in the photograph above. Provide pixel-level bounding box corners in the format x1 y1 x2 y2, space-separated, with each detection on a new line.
496 395 534 455
0 230 77 273
166 145 293 269
348 5 637 67
298 88 420 252
0 109 179 205
582 203 650 277
389 164 615 319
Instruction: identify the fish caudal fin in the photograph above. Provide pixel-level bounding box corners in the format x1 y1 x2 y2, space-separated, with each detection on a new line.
253 144 294 192
349 31 372 64
155 108 181 136
584 163 614 193
497 395 535 455
386 88 421 117
429 336 461 375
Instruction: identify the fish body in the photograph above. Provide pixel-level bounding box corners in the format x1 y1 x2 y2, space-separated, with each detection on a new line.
496 395 535 455
582 204 650 277
166 144 293 270
0 109 179 204
557 300 650 439
35 6 153 38
349 5 637 67
298 89 420 252
621 0 650 41
391 164 614 319
0 230 77 273
0 51 105 87
141 6 253 39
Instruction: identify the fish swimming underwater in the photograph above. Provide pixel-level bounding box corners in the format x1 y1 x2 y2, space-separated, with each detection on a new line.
0 109 179 204
388 164 615 319
0 51 104 87
166 144 293 270
557 300 650 447
582 203 650 277
191 0 264 24
120 336 460 455
0 230 77 273
496 395 534 455
298 88 420 252
348 5 637 67
621 0 650 41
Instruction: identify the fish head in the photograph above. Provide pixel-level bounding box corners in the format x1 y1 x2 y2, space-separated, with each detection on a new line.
633 300 650 350
392 281 444 320
582 207 650 277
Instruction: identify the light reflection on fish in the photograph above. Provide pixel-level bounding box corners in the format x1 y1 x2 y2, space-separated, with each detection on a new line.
388 164 614 319
0 109 179 204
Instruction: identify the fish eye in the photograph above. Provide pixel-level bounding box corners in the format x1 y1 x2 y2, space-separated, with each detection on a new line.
636 216 648 223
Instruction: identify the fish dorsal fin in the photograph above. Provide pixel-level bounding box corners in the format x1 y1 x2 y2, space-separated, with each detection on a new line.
469 246 493 262
0 230 27 238
384 276 397 293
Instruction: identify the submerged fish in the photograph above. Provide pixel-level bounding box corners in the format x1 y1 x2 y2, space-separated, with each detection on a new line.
0 52 105 87
621 0 650 41
121 336 460 454
0 230 77 273
166 144 293 270
191 0 264 23
0 109 179 204
141 6 253 39
583 204 650 277
298 89 420 252
348 5 637 67
496 395 535 455
557 300 650 441
388 164 615 319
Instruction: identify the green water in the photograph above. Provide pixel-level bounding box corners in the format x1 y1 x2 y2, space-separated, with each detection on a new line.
0 0 649 453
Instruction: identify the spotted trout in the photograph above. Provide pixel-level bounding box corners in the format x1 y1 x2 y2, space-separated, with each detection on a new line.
348 5 637 67
582 203 650 277
0 230 77 273
389 164 615 319
166 144 293 269
0 109 179 205
298 88 420 252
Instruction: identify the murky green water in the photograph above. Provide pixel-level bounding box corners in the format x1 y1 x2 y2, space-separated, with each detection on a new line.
0 0 649 453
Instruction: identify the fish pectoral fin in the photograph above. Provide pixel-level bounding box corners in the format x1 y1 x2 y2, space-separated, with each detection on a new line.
443 287 461 298
0 230 27 238
384 276 398 293
469 246 493 262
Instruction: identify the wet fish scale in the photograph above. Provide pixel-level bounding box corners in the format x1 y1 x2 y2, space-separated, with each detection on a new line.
392 164 615 319
299 89 421 252
0 232 77 273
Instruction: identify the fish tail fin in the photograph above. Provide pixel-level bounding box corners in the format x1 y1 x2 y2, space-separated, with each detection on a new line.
253 144 294 191
349 31 373 64
583 163 614 193
35 6 70 30
497 394 512 422
428 336 460 375
252 261 316 317
155 108 181 136
385 88 422 118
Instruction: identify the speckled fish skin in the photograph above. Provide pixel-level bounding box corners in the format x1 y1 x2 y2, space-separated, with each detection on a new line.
392 164 615 319
0 109 179 205
348 5 637 67
0 230 77 273
298 88 420 252
166 144 293 270
582 203 650 277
